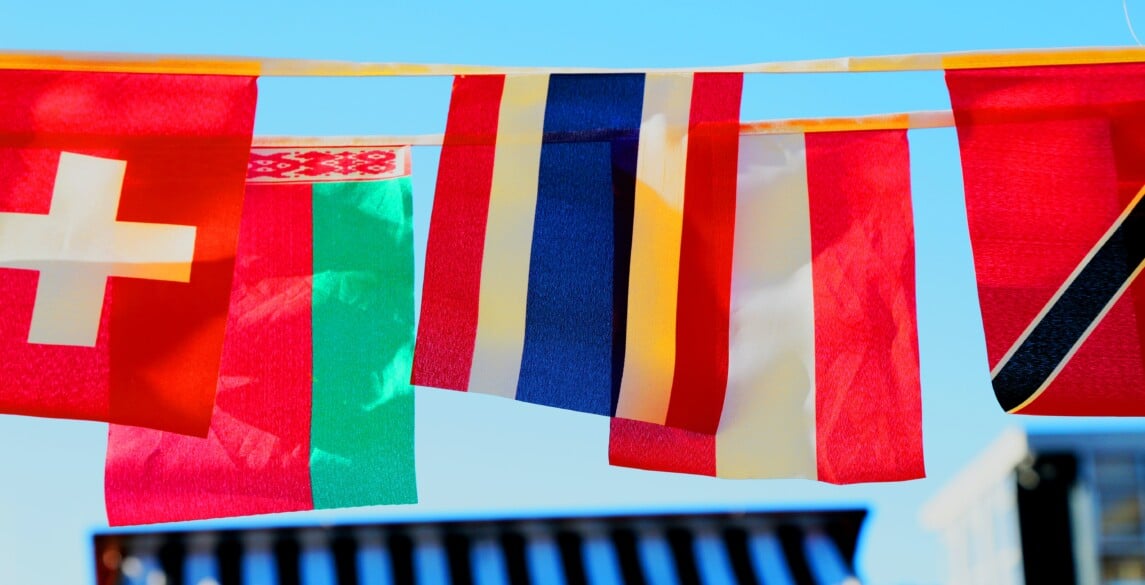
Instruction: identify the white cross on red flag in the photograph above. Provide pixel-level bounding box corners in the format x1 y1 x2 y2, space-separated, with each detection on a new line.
0 69 257 436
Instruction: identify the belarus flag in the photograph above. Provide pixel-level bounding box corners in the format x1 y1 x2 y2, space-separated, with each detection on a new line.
106 146 418 525
949 63 1145 416
611 130 924 483
0 70 256 435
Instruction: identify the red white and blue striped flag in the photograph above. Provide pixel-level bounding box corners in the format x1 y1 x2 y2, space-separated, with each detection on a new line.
414 72 744 421
414 73 924 481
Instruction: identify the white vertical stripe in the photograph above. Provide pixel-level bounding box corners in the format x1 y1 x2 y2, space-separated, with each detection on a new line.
716 132 817 479
615 72 692 423
469 74 549 398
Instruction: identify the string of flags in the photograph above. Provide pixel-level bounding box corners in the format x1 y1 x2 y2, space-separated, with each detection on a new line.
1 47 1144 524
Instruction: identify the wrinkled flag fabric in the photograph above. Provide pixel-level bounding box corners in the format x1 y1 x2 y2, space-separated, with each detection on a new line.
948 63 1145 416
610 130 924 484
105 146 417 525
0 70 256 436
413 72 745 431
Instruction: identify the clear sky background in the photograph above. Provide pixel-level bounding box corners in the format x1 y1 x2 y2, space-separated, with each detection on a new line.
2 1 1145 584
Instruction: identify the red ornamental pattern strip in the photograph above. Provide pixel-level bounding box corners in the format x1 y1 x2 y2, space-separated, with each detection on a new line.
247 146 411 183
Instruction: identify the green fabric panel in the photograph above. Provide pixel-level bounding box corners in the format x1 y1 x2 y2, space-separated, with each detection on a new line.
310 177 417 508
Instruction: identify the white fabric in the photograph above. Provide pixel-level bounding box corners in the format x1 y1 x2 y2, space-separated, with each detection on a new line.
717 133 817 479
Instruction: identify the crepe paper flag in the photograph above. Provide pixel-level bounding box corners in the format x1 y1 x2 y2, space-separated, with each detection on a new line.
0 70 256 436
610 130 924 484
105 147 417 525
947 63 1145 416
414 72 745 432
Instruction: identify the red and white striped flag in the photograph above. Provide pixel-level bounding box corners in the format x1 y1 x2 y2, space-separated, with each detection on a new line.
610 129 925 483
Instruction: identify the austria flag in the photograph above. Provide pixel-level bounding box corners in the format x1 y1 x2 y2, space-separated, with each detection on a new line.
610 130 924 483
0 70 257 435
949 63 1145 416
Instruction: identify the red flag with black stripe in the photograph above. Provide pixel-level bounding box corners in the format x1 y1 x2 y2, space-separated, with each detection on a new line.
949 62 1145 415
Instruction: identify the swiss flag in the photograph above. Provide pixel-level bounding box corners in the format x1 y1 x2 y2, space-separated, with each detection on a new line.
0 70 257 435
949 62 1145 415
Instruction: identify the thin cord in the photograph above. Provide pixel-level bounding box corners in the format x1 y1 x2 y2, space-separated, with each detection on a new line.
1126 0 1143 46
3 46 1145 76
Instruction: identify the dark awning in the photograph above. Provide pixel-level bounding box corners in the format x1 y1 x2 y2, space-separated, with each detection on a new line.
95 508 867 584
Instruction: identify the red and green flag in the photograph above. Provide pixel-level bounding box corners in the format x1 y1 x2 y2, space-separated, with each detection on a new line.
105 146 417 524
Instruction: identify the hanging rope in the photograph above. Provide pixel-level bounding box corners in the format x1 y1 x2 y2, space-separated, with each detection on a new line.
1127 0 1143 46
4 47 1145 76
249 110 956 147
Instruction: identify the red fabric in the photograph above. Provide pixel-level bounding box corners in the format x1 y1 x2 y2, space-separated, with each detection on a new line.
665 72 743 434
807 131 924 484
608 417 716 476
106 184 315 525
0 70 256 435
411 75 503 391
949 63 1145 415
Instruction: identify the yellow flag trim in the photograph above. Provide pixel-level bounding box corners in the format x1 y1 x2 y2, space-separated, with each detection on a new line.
250 110 956 148
3 47 1145 76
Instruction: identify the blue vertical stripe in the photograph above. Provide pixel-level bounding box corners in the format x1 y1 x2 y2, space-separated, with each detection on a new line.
516 73 645 415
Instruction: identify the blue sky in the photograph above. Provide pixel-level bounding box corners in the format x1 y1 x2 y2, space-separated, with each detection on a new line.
2 1 1145 583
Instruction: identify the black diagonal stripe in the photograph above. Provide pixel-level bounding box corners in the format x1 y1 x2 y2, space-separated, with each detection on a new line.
994 194 1145 411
